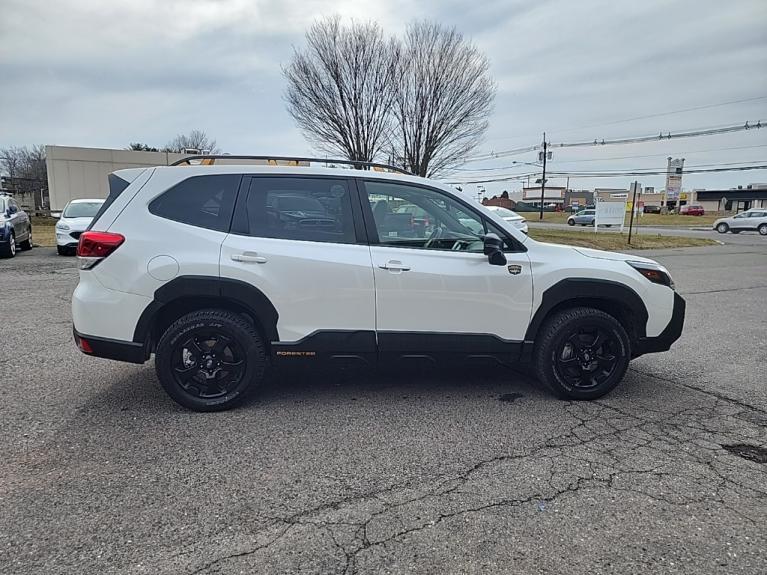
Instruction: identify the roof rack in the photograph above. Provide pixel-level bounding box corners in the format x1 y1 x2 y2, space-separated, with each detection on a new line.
170 155 411 175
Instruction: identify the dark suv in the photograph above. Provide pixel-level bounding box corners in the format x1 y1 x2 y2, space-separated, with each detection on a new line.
0 194 33 258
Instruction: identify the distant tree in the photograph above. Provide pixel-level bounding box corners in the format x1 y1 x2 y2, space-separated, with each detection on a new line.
390 22 495 177
127 143 159 152
163 130 220 154
0 145 48 208
283 17 399 163
501 190 509 198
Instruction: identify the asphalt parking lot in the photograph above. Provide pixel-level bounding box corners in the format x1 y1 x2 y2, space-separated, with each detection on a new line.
1 239 766 575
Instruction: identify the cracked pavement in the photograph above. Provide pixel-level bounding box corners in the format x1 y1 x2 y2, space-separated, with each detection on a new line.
1 242 766 574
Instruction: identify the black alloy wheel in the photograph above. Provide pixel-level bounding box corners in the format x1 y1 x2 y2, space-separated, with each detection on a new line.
171 331 246 400
554 326 621 390
155 309 266 411
533 307 631 400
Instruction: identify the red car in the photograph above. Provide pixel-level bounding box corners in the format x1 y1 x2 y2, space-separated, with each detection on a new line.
679 205 705 216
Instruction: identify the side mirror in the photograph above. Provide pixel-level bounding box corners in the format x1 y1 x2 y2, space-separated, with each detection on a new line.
483 233 507 266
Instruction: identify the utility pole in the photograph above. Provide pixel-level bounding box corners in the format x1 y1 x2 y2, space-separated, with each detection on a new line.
538 133 548 221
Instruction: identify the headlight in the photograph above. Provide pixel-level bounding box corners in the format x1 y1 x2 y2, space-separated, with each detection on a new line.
627 261 674 289
56 223 70 231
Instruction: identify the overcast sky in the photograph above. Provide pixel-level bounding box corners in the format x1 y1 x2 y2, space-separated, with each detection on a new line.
1 0 766 194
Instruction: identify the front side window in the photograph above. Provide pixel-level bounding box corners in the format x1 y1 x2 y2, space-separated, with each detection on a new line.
364 180 508 252
149 175 240 232
244 177 356 244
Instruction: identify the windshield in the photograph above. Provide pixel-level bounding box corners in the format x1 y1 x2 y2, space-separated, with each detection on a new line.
63 201 104 218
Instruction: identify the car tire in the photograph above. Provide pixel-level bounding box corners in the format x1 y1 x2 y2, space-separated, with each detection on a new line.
19 227 32 250
716 223 729 234
567 219 575 226
758 224 767 236
155 309 266 412
0 233 16 258
533 307 631 401
57 245 68 256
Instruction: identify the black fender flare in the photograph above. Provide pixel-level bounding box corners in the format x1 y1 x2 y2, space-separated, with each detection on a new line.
525 278 648 342
132 275 279 344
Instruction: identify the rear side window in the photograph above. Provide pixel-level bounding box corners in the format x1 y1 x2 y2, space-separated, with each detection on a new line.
149 175 240 232
243 177 356 244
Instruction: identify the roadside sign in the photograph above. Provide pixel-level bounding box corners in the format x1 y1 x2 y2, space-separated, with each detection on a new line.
595 198 627 231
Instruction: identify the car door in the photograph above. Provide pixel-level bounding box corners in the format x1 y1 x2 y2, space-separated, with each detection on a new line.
360 179 532 365
7 199 26 240
220 175 377 364
730 212 750 230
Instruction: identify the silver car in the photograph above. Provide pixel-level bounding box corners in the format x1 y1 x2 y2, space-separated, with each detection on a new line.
713 208 767 235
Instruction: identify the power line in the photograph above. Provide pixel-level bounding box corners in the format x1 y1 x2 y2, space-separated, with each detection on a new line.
463 119 765 164
546 95 767 136
447 164 767 185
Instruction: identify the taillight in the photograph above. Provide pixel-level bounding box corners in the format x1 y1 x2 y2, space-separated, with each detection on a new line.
77 231 125 270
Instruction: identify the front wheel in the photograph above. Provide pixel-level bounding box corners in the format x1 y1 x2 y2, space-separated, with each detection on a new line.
567 219 575 226
759 224 767 236
0 233 16 258
155 309 266 411
533 307 631 400
716 223 729 234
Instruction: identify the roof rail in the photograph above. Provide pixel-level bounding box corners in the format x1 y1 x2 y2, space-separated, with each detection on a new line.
170 154 412 175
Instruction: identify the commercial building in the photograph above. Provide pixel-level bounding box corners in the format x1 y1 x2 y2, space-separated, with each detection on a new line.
694 184 767 213
45 146 191 211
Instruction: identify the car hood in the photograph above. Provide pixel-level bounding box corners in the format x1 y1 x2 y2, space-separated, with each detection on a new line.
59 216 94 230
573 246 654 264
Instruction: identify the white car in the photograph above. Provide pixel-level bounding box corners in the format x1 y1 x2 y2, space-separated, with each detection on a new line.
56 199 105 255
484 205 528 234
71 156 684 411
713 208 767 235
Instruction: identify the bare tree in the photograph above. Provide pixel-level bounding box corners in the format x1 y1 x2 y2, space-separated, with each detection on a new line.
391 22 495 177
283 17 399 164
163 130 220 154
0 145 48 208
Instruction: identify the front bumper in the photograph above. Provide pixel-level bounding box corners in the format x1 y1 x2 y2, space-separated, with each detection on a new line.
634 292 686 356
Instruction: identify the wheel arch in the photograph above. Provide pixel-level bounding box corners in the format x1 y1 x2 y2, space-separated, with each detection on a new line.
525 278 648 349
133 276 279 352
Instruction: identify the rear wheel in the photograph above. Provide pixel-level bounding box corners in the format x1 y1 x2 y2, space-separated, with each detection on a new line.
533 307 631 400
155 309 266 411
19 227 32 250
759 224 767 236
716 223 729 234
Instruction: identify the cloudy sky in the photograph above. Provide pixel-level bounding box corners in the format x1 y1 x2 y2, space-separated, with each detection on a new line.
1 0 766 194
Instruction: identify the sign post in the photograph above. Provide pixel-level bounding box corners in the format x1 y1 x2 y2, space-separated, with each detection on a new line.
628 180 639 245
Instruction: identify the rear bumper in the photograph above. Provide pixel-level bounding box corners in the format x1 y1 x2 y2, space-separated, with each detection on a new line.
73 327 147 364
634 292 685 356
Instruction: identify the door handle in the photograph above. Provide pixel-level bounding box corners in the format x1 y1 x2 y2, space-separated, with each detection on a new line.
379 260 411 272
231 252 267 264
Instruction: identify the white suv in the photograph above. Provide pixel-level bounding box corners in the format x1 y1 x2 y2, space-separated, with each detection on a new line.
71 157 685 411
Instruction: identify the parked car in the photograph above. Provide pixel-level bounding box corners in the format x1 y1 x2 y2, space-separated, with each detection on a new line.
56 199 106 255
484 206 528 234
679 205 705 216
71 157 684 411
643 205 662 214
567 208 616 227
0 193 33 258
713 208 767 235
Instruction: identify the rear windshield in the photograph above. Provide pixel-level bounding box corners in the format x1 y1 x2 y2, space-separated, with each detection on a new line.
64 201 103 218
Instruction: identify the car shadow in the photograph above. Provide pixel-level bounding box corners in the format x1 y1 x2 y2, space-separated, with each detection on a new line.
75 362 545 416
